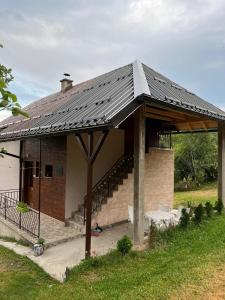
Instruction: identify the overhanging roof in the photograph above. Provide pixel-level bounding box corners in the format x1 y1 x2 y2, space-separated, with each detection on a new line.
0 61 224 141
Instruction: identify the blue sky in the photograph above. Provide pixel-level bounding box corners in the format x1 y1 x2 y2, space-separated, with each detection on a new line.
0 0 225 120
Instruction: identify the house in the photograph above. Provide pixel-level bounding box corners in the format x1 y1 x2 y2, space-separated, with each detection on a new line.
0 61 225 257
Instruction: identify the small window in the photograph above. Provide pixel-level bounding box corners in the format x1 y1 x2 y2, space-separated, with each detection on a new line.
36 161 40 177
45 165 53 177
55 165 63 177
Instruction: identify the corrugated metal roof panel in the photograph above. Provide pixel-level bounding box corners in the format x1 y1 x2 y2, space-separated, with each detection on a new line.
0 63 134 139
0 61 224 141
143 63 225 117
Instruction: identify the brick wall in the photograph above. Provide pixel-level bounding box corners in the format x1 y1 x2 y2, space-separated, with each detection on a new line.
23 137 66 221
92 148 174 227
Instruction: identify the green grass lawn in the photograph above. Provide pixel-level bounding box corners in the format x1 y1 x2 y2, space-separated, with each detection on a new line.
1 213 225 299
174 182 217 208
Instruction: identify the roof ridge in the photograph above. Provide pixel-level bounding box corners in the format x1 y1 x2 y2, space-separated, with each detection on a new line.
132 60 151 98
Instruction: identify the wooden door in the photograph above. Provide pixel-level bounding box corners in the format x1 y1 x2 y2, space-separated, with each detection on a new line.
23 161 33 205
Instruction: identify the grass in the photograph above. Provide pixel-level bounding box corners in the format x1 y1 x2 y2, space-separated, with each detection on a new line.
174 182 217 208
0 235 31 247
1 213 225 299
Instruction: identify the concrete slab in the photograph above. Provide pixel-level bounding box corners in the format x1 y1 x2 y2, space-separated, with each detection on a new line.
0 223 132 282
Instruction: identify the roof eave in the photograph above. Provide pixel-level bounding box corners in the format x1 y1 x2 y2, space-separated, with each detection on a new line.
144 94 225 122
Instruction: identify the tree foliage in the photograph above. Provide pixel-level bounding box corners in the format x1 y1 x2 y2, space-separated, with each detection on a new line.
173 133 217 187
0 44 28 117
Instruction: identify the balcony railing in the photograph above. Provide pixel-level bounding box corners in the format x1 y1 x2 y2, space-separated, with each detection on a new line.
0 191 39 238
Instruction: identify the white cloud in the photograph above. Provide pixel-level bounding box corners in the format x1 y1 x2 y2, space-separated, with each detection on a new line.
0 0 225 109
0 111 11 122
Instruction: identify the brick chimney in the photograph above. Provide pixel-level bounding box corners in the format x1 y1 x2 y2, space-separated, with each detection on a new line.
60 73 73 92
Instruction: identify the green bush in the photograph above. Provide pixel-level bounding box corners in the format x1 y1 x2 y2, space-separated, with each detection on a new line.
117 235 133 255
179 208 190 228
205 202 213 218
214 199 224 215
148 220 158 249
193 204 204 224
16 201 29 213
37 238 45 245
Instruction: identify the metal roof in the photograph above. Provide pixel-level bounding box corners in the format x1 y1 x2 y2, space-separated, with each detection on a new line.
0 61 224 141
143 64 225 120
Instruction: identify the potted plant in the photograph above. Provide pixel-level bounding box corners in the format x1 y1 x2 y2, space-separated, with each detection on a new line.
33 238 45 256
16 201 29 213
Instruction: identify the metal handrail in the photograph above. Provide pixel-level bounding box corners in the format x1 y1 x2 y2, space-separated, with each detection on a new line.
0 192 39 237
92 155 133 192
83 155 133 222
0 189 21 201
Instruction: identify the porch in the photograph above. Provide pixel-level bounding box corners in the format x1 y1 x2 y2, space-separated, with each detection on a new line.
0 190 84 247
0 222 133 282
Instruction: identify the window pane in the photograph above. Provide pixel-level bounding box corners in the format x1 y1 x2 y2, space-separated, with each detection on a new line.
36 161 40 177
45 165 53 177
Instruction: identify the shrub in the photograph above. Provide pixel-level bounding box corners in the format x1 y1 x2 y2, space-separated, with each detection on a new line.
117 235 133 255
205 202 213 218
37 238 45 245
148 220 158 249
193 204 204 224
179 208 190 229
16 201 29 213
214 199 224 215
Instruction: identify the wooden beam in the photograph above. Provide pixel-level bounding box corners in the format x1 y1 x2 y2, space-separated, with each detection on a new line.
75 131 109 258
82 132 94 258
145 106 186 120
218 122 225 205
146 103 210 121
19 141 23 203
201 121 208 131
90 131 109 163
145 112 174 122
75 134 88 159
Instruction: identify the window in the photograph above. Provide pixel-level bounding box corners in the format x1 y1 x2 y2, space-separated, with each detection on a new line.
45 165 53 177
24 161 33 187
35 161 40 177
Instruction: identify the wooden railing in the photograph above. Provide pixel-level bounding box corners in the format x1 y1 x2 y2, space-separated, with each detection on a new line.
0 191 39 238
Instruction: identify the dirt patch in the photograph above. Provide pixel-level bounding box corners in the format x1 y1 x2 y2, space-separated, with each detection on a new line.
0 266 8 272
170 264 225 300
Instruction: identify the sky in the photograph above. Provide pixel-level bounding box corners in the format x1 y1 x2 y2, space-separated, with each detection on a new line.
0 0 225 120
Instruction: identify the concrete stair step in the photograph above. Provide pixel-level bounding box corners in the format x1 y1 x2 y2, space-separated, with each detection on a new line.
68 220 85 234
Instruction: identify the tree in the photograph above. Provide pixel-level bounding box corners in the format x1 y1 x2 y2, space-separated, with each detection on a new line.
174 132 217 186
0 44 28 157
0 44 27 117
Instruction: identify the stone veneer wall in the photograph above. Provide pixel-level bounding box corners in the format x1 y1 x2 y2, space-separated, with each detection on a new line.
92 148 174 227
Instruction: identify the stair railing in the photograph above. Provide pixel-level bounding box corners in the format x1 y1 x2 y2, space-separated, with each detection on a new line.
83 155 133 223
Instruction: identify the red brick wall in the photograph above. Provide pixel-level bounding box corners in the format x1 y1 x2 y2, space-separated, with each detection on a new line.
23 136 66 221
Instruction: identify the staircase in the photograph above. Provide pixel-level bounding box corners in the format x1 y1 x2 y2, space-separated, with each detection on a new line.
70 155 134 225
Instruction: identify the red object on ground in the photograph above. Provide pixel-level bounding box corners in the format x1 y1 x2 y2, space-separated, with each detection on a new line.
91 231 100 237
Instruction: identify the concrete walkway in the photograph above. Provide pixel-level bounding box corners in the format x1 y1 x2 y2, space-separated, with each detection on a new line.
0 223 132 282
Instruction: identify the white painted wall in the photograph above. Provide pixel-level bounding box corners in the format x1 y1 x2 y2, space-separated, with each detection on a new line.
0 141 20 191
65 129 124 218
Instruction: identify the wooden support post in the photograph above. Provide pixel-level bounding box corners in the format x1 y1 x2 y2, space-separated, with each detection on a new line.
38 138 42 238
133 105 145 245
218 122 225 204
85 132 93 258
19 140 23 202
75 130 109 258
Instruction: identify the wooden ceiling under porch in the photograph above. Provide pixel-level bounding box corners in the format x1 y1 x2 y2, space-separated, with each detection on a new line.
145 103 218 133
